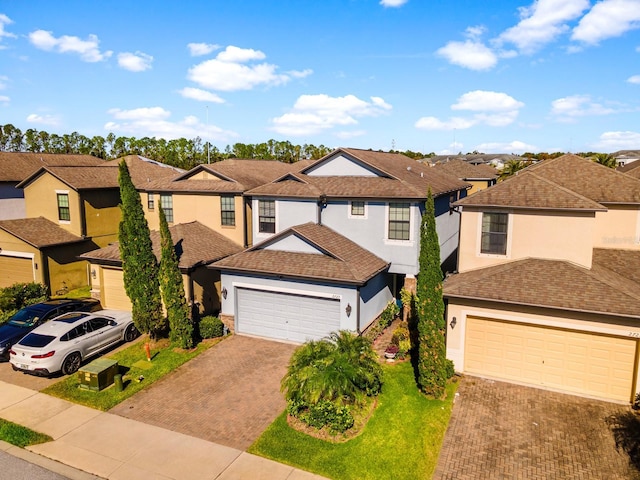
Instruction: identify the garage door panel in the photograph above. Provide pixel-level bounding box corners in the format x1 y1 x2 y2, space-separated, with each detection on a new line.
464 316 637 402
237 288 340 343
102 268 132 311
0 255 34 288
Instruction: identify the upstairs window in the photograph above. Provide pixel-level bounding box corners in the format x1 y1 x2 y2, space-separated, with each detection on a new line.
160 194 173 223
388 203 410 241
350 201 365 216
481 212 508 255
221 196 236 226
258 200 275 233
57 193 70 221
148 193 155 211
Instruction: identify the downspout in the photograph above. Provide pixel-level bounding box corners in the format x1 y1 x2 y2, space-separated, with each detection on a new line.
79 194 87 238
317 195 327 225
356 288 361 334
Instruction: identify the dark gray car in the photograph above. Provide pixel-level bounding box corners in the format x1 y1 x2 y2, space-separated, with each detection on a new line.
0 298 101 361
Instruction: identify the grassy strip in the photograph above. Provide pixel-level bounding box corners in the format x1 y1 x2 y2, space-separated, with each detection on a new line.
42 336 222 411
0 418 52 447
249 361 457 480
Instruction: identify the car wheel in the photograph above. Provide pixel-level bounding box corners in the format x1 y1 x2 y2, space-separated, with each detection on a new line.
61 352 82 375
124 324 140 342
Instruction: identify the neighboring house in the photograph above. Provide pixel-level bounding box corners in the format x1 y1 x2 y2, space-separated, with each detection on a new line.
214 223 391 342
246 148 469 280
613 149 640 168
432 159 498 194
428 153 521 171
0 152 104 220
0 217 96 291
618 159 640 179
443 153 640 403
80 221 241 314
1 156 181 292
142 159 310 248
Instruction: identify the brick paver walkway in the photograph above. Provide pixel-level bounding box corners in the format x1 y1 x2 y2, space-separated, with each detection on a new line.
434 376 640 480
109 335 297 450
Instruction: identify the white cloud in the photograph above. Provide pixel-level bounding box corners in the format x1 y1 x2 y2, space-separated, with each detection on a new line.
187 42 220 56
187 45 310 91
628 75 640 84
497 0 589 54
117 51 153 72
592 130 640 150
436 39 498 71
0 75 8 90
0 13 16 46
288 69 313 79
105 107 237 141
26 113 60 126
474 140 539 153
270 94 392 136
380 0 408 7
28 29 112 62
0 95 9 104
178 87 225 103
572 0 640 45
550 94 618 121
416 90 524 131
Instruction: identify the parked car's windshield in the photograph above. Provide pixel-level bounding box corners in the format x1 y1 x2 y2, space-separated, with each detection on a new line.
7 310 41 327
19 333 55 348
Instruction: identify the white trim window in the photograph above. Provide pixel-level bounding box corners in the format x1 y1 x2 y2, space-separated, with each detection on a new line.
258 200 275 233
481 212 508 255
388 202 410 241
348 200 367 219
56 191 71 222
221 195 235 226
147 193 155 211
160 194 173 223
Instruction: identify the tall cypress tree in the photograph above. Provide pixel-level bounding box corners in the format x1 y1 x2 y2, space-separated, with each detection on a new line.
415 190 447 398
117 160 165 339
158 207 193 348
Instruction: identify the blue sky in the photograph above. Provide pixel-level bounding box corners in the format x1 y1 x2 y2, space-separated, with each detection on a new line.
1 0 639 155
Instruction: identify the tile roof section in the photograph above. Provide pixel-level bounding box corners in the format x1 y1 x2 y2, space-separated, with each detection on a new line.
80 221 242 268
525 154 640 204
213 222 389 284
0 152 104 182
433 159 498 180
454 171 606 211
248 148 469 199
443 256 640 318
0 217 86 247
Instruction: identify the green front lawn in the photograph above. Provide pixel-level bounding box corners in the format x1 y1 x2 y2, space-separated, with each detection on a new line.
42 336 221 411
249 361 457 480
0 418 52 447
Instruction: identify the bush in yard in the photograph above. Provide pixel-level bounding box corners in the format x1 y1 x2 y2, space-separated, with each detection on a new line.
363 300 400 341
0 282 48 312
198 316 224 339
282 330 382 433
391 324 411 356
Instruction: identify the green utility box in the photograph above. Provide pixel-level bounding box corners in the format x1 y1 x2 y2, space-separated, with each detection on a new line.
78 358 119 391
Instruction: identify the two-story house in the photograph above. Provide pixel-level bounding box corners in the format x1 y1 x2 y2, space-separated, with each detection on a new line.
0 155 181 293
214 148 469 343
432 159 498 194
443 154 640 403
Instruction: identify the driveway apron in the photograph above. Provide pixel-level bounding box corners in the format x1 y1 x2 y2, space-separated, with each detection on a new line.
109 335 297 451
434 376 640 480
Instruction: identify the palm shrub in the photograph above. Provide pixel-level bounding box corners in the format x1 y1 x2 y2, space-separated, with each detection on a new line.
281 330 383 433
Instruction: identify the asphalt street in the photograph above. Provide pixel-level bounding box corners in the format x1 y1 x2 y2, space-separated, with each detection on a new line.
0 450 70 480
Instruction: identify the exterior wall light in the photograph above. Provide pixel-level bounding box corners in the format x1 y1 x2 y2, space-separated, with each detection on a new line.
91 268 97 279
346 303 352 317
449 317 457 329
222 287 228 299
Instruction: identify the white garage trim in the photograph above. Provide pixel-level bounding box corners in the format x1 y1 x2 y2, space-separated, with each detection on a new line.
235 287 340 343
232 281 342 300
464 316 638 403
101 267 132 311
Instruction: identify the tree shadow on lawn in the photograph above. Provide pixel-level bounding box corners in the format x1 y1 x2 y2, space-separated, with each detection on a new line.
607 410 640 472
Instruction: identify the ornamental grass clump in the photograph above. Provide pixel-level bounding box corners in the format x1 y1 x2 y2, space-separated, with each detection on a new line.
281 330 383 434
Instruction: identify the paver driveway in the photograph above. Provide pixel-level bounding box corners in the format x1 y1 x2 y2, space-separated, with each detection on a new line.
434 376 640 480
109 335 297 450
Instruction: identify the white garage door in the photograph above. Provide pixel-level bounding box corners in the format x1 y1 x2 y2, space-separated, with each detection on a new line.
465 316 637 402
236 288 340 343
102 267 132 311
0 254 35 288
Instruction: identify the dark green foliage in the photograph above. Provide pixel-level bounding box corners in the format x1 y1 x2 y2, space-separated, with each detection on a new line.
444 359 456 380
415 191 447 398
158 207 193 349
117 160 165 339
198 315 224 339
0 282 48 311
363 300 399 341
288 399 355 433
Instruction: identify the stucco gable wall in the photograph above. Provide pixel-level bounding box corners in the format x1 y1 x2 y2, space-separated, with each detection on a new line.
305 154 380 177
594 207 640 250
24 174 82 236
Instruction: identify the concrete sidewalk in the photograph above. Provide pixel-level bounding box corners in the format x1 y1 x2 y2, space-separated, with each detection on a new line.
0 381 326 480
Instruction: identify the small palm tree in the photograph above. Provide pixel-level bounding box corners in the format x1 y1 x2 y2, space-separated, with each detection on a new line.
593 153 617 168
499 159 526 181
282 330 383 407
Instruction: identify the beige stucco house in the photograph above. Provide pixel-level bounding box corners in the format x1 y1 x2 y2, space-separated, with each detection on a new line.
433 159 498 195
444 154 640 403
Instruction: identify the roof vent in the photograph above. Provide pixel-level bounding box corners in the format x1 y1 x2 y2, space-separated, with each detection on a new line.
421 172 424 177
407 166 411 171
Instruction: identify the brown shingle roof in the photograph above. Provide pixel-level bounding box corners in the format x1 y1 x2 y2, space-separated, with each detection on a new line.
443 256 640 318
248 148 469 199
0 152 104 182
592 248 640 286
0 217 86 247
526 154 640 204
433 159 498 180
80 221 242 268
101 155 184 187
213 222 389 284
617 161 640 173
455 171 606 211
